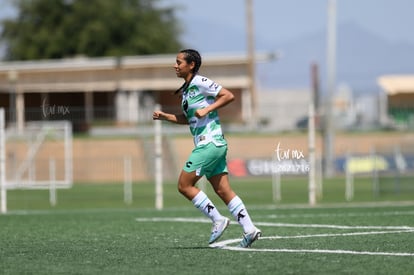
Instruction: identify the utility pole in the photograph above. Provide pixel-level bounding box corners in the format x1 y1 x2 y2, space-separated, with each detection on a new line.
324 0 336 177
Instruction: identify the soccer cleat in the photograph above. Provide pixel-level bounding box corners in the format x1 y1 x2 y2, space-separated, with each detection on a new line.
208 217 230 244
239 227 261 248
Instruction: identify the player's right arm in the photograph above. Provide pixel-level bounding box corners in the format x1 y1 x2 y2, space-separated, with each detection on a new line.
152 110 188 125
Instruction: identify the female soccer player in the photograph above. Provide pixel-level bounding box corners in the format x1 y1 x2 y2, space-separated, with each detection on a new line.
152 49 261 248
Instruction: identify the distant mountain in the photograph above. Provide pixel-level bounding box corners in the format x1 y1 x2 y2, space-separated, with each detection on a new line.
257 22 414 93
182 18 414 93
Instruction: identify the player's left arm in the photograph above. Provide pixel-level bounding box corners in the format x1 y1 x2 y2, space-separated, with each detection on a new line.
195 88 235 118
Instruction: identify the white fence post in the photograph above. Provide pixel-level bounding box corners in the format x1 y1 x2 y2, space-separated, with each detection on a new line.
154 104 163 210
308 102 317 206
0 109 6 213
124 156 133 205
49 158 57 207
345 150 354 201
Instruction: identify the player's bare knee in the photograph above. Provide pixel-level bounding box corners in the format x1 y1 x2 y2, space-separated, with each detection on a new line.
177 181 191 196
214 187 227 199
177 182 185 194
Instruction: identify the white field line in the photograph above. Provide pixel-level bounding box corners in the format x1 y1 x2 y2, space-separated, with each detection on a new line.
209 230 414 246
255 222 414 230
257 229 414 240
136 217 414 257
135 217 414 231
262 210 414 219
216 246 414 257
248 201 414 210
136 217 211 223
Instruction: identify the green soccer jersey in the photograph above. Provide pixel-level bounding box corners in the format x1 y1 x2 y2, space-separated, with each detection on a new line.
181 75 227 147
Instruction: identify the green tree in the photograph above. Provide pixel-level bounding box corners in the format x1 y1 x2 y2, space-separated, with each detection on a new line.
0 0 183 60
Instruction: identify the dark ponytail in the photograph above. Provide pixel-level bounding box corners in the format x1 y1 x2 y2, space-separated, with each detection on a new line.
174 49 202 94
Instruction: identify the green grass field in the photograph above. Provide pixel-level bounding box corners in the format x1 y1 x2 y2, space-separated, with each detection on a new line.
1 177 414 274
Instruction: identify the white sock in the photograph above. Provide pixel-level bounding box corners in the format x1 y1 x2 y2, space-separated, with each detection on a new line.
192 191 223 222
227 196 255 233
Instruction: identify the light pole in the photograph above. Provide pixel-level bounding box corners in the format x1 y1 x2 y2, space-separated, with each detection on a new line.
246 0 257 127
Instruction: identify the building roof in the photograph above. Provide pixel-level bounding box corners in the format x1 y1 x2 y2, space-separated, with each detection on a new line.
0 52 274 73
0 52 275 93
378 75 414 95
